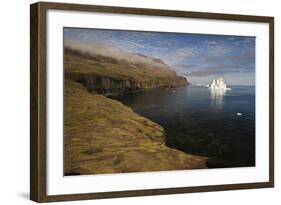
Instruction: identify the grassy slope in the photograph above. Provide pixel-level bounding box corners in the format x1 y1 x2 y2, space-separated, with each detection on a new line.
64 80 206 175
64 48 188 88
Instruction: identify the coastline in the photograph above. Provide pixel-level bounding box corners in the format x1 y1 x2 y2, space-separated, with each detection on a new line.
64 79 207 175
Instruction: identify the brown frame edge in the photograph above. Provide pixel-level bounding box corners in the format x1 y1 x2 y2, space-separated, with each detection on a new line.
30 1 274 203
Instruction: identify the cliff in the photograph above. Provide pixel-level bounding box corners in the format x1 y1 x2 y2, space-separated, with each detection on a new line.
64 46 188 94
64 80 206 175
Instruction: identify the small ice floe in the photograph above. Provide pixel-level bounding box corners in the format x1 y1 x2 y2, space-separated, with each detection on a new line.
236 112 243 116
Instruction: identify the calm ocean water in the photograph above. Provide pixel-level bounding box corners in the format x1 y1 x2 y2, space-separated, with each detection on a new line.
111 86 255 168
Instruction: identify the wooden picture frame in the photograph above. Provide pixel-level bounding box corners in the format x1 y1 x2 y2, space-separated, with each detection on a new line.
30 1 274 202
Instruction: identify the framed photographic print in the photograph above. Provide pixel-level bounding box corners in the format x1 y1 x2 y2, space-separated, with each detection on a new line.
30 1 274 202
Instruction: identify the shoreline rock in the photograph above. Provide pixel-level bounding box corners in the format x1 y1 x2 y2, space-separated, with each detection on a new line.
64 80 207 175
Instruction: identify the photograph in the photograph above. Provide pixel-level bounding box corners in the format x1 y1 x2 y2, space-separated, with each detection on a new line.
63 27 256 176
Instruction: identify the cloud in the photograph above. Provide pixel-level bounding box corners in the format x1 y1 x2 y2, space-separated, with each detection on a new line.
182 65 239 77
64 27 255 85
174 39 255 77
64 39 169 68
204 40 230 56
153 46 197 67
172 47 196 59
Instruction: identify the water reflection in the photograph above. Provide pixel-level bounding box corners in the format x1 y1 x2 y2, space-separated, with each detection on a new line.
111 86 255 168
210 89 226 110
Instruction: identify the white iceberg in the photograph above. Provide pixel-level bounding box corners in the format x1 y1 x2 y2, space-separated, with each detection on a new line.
210 78 231 90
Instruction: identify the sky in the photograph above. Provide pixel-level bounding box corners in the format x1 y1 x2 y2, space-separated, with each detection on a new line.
64 27 255 86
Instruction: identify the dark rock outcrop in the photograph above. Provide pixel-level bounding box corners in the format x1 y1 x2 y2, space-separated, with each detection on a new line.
66 73 141 94
66 72 188 94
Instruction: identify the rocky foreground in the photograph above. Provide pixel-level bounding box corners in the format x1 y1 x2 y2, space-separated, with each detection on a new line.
64 80 206 175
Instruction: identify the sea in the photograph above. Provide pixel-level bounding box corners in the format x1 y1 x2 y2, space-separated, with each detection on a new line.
111 86 255 168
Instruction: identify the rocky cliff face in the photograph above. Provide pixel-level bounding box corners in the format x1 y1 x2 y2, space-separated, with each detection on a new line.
64 47 189 94
66 72 188 94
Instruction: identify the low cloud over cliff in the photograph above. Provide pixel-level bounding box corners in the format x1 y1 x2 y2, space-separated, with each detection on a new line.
64 39 168 69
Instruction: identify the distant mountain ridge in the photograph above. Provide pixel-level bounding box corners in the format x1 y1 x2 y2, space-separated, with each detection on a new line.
64 40 189 94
